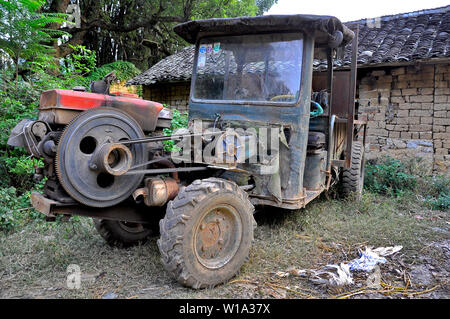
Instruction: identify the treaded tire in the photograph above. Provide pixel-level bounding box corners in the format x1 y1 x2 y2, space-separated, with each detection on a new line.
93 219 153 248
158 178 256 289
341 141 365 198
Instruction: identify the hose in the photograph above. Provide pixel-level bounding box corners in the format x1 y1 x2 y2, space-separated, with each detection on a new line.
310 101 324 118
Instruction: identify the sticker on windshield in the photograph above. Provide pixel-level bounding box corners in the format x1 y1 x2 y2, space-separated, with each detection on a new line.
206 44 213 54
199 45 207 54
213 42 220 53
198 54 206 68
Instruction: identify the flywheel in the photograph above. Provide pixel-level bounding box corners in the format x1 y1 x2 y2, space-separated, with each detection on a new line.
55 107 146 207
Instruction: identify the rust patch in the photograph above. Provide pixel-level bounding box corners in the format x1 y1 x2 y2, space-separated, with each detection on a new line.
199 222 220 248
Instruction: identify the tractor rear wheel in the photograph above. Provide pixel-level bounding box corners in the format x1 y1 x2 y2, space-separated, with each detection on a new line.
93 219 153 248
158 178 256 289
340 141 365 198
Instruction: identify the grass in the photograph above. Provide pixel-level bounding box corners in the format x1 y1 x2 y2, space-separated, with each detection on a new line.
246 192 445 276
0 190 448 299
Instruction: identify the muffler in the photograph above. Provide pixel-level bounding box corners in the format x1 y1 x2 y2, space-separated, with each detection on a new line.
133 177 179 207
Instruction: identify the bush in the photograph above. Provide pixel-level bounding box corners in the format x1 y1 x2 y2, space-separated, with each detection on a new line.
87 60 141 82
0 187 32 230
420 175 450 211
62 45 97 77
364 156 449 211
426 193 450 211
364 156 417 196
162 109 189 152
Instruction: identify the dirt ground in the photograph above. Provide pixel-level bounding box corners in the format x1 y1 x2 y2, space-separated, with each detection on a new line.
0 192 448 299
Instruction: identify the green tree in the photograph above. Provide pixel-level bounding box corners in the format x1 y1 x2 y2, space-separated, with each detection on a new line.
44 0 278 70
256 0 278 15
0 0 67 79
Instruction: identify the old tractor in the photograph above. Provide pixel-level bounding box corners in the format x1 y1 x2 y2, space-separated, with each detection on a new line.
8 15 366 289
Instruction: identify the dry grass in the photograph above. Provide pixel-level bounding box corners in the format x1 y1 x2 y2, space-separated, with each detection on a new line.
0 191 448 299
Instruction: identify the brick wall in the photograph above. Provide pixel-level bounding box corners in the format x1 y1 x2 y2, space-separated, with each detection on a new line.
358 63 450 175
143 82 190 112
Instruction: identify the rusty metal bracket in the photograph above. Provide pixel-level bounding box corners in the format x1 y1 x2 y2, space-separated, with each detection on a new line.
31 192 154 224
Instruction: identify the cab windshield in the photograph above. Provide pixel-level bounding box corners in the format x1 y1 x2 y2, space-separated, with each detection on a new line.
192 33 303 104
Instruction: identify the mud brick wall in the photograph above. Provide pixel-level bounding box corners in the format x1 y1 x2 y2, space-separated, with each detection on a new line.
358 63 450 175
143 82 190 112
110 81 139 95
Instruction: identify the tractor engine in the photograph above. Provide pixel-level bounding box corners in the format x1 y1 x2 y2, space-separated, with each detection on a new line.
7 86 174 208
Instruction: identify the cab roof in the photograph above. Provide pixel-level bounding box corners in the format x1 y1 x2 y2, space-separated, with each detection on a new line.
174 14 354 48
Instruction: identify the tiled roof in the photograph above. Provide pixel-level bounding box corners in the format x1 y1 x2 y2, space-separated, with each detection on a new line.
128 46 195 85
338 5 450 69
128 5 450 86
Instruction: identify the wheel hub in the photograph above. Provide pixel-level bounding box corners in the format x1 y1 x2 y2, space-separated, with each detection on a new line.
194 205 242 269
91 142 132 176
199 222 220 249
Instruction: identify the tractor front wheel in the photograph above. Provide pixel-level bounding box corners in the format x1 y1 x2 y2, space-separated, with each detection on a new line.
158 178 256 289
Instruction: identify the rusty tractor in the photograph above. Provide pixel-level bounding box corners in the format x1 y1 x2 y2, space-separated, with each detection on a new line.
8 14 366 289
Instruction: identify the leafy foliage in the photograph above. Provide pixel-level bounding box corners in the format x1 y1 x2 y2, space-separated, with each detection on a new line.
364 156 449 211
0 3 87 230
426 193 450 211
88 60 141 82
62 44 97 76
0 0 67 77
420 175 450 211
364 156 417 196
256 0 278 15
0 184 48 231
162 109 189 152
0 78 55 230
0 187 28 230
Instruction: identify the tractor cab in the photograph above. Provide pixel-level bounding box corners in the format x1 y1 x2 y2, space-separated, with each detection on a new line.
174 15 363 209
